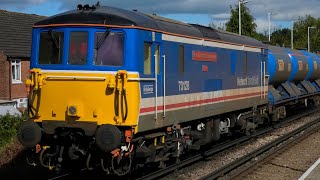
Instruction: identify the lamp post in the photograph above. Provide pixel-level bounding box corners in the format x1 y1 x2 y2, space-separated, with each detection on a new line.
268 12 278 41
308 26 316 52
239 0 249 35
291 21 295 49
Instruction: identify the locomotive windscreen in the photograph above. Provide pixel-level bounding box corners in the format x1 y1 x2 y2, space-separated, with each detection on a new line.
94 32 124 66
69 32 88 65
38 31 64 64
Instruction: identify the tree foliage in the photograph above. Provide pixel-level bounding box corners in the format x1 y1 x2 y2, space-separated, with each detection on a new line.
291 15 320 52
208 21 226 30
225 3 257 37
211 3 320 52
270 28 291 47
0 113 25 151
266 15 320 52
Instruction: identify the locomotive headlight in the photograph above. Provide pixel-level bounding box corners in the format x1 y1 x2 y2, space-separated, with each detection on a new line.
67 105 81 117
69 106 77 115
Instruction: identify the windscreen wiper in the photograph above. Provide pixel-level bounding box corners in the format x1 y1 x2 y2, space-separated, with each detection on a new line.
96 28 111 50
48 29 59 50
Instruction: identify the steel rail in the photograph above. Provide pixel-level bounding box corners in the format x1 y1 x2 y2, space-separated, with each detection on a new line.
200 113 320 180
231 120 320 180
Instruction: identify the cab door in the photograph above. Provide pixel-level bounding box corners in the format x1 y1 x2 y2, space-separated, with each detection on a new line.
140 33 164 121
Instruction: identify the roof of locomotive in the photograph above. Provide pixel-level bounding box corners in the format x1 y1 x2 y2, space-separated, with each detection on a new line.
35 5 266 48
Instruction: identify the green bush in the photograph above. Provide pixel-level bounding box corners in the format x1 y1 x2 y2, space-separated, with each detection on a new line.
0 113 27 150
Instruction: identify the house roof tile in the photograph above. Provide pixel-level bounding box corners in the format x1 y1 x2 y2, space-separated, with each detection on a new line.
0 10 45 58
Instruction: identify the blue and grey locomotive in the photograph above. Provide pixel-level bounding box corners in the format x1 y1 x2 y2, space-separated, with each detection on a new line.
17 4 320 175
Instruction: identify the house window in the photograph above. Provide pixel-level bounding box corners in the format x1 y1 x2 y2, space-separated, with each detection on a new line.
11 60 21 83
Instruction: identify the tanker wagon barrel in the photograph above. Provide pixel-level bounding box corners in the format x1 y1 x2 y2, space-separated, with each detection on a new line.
267 46 320 116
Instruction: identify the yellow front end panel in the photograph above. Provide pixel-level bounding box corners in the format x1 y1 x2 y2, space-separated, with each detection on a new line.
29 70 140 127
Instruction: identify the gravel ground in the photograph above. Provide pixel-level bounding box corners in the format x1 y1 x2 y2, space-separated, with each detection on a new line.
161 112 320 180
242 129 320 180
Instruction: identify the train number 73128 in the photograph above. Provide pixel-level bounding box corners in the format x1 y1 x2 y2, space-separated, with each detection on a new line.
178 81 190 91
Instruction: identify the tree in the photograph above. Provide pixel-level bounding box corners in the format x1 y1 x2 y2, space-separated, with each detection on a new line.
210 3 320 52
270 28 291 47
268 15 320 52
225 3 257 37
208 21 226 30
293 15 320 52
252 32 268 42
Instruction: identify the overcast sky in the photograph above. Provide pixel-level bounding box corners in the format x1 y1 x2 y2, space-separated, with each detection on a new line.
2 0 320 33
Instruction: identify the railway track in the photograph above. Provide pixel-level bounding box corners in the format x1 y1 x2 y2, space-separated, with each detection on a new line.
200 111 320 180
138 107 320 180
237 127 320 180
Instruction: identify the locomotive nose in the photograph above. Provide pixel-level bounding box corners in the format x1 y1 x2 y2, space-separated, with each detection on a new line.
17 121 42 148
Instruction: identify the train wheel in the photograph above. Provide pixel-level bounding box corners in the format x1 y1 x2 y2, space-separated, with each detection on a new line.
272 112 280 122
211 119 221 141
202 119 221 144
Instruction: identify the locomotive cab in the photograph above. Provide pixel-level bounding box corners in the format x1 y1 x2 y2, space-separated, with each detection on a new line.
18 21 141 173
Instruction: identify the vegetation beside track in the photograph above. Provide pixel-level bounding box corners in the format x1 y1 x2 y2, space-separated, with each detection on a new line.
0 113 26 152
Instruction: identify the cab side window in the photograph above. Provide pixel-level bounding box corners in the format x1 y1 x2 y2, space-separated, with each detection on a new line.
243 51 248 74
178 45 184 74
144 42 152 75
155 44 160 74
